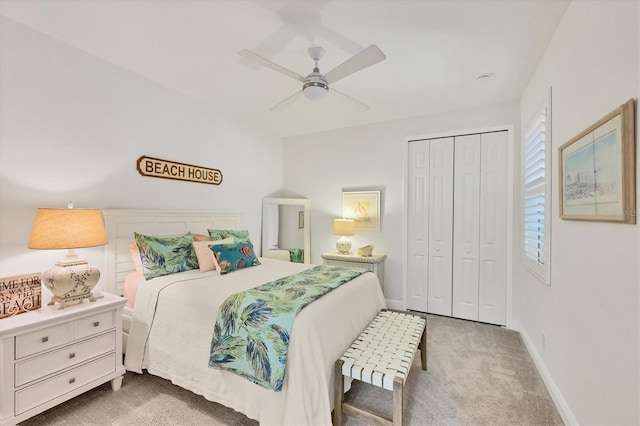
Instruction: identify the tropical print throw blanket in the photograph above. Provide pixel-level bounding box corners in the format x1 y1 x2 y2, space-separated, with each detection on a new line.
208 265 366 391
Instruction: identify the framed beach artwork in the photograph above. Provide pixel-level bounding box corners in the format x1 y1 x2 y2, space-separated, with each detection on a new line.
342 191 380 231
558 99 635 223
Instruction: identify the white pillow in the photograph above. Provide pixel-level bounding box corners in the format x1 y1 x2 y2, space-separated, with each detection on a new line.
193 237 234 272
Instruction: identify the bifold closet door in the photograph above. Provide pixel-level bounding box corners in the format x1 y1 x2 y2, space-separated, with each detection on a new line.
477 131 507 325
406 138 453 315
407 141 429 311
452 131 507 325
452 134 481 320
426 138 453 316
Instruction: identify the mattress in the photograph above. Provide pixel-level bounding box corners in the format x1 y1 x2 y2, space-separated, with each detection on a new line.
124 258 386 425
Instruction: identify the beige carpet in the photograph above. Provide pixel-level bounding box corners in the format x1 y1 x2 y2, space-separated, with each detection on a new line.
20 314 563 425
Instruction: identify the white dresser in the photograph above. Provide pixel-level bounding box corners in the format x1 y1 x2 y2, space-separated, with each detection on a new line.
0 292 126 425
321 252 387 292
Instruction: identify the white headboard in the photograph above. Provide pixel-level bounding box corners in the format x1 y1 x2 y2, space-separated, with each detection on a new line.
102 209 241 295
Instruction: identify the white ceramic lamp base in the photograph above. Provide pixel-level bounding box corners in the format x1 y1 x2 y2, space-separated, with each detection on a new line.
336 237 352 254
42 251 100 309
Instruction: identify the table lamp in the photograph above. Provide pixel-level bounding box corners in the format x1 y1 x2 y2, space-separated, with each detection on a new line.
28 205 107 309
333 219 355 254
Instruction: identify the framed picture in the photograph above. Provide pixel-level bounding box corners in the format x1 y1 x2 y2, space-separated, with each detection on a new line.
298 210 304 229
342 190 381 232
559 99 635 223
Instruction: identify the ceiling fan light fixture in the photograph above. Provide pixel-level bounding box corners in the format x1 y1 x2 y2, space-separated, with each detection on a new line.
303 82 329 101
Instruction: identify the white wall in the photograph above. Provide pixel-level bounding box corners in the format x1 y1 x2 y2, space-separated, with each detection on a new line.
0 17 283 293
283 101 519 308
519 1 639 425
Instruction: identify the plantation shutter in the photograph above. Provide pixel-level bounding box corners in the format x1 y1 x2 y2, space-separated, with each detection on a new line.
523 107 547 271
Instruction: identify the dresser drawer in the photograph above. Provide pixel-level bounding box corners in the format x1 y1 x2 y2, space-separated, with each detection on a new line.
15 353 116 415
15 331 116 387
15 322 74 359
74 310 114 340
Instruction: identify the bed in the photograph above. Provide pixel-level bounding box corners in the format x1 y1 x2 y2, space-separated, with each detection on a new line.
102 209 386 425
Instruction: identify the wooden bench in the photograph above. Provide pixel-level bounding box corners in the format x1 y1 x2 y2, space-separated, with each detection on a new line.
334 310 427 425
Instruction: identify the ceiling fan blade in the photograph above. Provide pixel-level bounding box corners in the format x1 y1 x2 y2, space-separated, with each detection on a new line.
239 49 306 82
324 44 386 84
270 91 304 111
331 88 370 112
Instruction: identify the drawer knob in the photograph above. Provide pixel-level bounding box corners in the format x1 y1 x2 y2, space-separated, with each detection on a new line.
93 321 100 327
69 377 76 384
41 336 49 343
69 352 76 359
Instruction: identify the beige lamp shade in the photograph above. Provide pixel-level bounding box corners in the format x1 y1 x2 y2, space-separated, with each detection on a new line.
333 219 355 236
28 208 107 249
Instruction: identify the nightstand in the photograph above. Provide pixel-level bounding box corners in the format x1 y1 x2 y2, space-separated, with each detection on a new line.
321 252 387 292
0 292 126 426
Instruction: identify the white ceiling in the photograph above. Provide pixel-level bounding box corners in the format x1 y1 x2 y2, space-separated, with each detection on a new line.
0 0 570 138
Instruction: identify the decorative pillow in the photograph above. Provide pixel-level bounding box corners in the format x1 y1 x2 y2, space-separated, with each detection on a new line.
192 237 234 272
208 229 250 243
134 232 199 280
123 271 146 308
211 241 261 275
130 234 207 274
129 241 143 273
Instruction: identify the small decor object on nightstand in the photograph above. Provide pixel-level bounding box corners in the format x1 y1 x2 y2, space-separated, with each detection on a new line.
27 204 108 309
357 244 375 257
0 273 42 319
333 219 355 254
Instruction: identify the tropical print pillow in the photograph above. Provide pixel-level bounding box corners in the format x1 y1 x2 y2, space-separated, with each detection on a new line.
192 237 234 272
211 240 261 275
207 229 250 243
134 232 198 280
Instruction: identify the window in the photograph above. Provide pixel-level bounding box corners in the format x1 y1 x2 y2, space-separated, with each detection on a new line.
523 98 551 283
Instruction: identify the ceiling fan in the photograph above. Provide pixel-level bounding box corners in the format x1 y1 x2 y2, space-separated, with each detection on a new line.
239 45 386 111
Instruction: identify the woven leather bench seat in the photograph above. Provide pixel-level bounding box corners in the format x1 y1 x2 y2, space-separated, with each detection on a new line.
334 310 427 425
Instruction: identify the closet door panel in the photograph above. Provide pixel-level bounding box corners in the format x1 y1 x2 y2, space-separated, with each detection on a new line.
453 134 481 321
478 131 507 325
407 141 429 311
427 138 454 316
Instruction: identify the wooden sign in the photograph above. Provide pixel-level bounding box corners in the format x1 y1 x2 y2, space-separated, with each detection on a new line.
137 155 223 185
1 273 42 319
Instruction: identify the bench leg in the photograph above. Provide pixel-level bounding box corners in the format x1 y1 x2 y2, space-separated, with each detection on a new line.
420 323 427 371
393 377 403 425
334 359 344 426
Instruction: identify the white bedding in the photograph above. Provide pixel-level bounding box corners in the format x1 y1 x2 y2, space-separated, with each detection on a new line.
124 258 386 425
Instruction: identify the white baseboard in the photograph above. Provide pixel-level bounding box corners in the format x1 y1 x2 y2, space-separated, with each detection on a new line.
518 324 578 425
385 299 403 310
